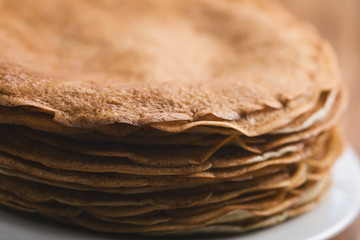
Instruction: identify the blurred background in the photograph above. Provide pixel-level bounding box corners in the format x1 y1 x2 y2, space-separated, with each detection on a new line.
280 0 360 239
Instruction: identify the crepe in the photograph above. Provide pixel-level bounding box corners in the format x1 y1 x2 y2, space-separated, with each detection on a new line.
0 0 346 236
0 0 339 131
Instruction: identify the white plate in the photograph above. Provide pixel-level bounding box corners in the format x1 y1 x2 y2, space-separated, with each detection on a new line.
1 147 360 240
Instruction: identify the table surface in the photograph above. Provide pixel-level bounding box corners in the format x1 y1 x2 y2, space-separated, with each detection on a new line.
280 1 360 239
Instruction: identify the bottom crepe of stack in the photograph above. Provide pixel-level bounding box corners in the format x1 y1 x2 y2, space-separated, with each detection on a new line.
0 86 346 235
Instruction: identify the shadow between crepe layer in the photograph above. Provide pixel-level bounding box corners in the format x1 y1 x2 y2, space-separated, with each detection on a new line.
0 84 344 173
0 176 329 232
0 161 330 226
9 86 344 162
0 128 342 209
0 87 344 175
147 180 331 236
9 125 304 169
0 123 324 175
12 126 236 167
0 124 344 234
0 127 340 192
0 128 215 175
0 164 300 208
0 135 312 187
41 178 332 234
0 85 342 140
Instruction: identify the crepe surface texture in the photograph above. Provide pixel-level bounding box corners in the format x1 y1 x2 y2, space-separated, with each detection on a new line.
0 0 346 236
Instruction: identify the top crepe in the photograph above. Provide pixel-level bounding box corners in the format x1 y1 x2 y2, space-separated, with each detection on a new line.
0 0 340 135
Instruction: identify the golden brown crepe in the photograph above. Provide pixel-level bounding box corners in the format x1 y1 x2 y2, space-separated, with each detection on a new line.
0 0 339 131
0 0 346 236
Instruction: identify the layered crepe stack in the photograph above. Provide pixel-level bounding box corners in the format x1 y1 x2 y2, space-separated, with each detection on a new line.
0 0 346 236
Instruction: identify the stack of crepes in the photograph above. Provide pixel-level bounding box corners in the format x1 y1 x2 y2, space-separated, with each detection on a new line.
0 0 347 236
